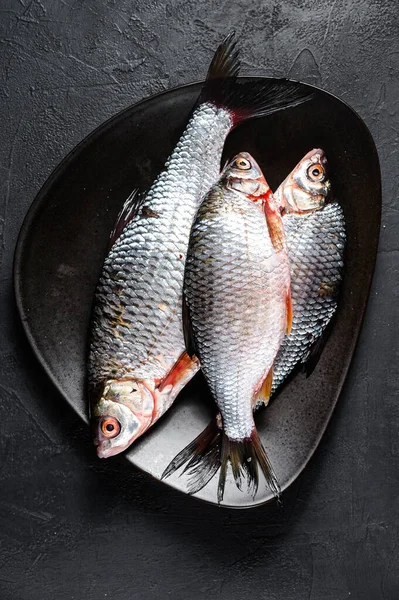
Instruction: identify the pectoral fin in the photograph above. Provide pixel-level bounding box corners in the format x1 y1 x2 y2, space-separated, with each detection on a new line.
263 193 287 253
157 351 199 395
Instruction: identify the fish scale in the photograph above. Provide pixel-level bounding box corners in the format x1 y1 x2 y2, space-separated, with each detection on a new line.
270 202 346 396
89 104 232 387
185 186 290 440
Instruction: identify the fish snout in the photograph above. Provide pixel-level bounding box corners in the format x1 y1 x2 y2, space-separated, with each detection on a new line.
91 380 156 457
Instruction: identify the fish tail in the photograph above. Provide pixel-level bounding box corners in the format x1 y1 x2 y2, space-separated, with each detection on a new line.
161 419 222 494
197 32 240 109
162 419 281 502
204 31 240 83
218 430 281 503
200 33 313 125
224 79 314 127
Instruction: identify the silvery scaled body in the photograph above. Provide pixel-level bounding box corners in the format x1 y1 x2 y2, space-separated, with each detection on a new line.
181 152 290 500
185 186 289 440
88 102 232 457
271 202 346 396
89 103 231 388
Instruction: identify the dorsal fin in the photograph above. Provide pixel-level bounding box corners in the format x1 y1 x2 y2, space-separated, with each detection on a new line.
108 189 146 250
302 316 335 377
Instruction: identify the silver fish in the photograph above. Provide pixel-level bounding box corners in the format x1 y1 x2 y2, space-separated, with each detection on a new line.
182 152 291 501
270 148 345 396
88 34 313 458
162 148 345 496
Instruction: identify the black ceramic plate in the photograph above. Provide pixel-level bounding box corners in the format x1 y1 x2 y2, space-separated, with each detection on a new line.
14 78 381 508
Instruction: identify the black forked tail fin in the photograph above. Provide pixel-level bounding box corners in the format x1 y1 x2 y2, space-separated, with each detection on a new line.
161 418 281 503
218 429 281 503
199 33 313 126
161 420 222 494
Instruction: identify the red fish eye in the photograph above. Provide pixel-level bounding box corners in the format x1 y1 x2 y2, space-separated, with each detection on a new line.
101 417 121 438
307 163 324 182
235 157 251 170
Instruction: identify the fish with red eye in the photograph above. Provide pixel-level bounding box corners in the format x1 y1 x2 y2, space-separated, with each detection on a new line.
176 151 291 502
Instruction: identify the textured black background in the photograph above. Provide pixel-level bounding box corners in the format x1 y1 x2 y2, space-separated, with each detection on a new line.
1 1 398 599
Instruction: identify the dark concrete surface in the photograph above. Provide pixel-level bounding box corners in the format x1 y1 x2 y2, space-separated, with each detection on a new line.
0 1 398 599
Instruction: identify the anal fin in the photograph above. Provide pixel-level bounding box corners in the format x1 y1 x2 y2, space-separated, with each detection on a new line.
253 366 274 407
286 289 293 335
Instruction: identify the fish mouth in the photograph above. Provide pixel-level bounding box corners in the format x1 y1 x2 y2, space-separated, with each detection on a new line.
92 434 109 458
96 443 119 459
95 439 131 459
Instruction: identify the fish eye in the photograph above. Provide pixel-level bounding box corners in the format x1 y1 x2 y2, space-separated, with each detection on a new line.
307 163 325 182
234 157 251 170
101 417 121 438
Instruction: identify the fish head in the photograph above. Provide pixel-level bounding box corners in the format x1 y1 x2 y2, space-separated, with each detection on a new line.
90 380 155 458
222 152 271 199
277 148 330 214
